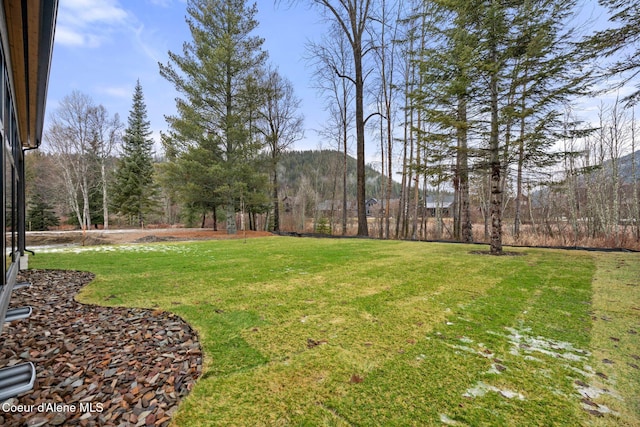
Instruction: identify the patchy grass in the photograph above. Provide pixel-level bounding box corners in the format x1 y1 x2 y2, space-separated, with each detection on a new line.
585 252 640 426
30 237 639 426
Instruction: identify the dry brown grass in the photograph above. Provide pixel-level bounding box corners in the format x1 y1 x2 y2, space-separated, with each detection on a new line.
282 216 640 251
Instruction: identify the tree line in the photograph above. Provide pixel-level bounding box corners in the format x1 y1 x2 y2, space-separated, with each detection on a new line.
29 81 157 232
26 0 640 252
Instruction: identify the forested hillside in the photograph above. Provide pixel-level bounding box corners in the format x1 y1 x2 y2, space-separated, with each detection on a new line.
617 150 640 184
276 150 402 201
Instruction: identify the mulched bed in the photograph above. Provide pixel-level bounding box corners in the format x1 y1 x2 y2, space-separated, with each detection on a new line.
0 270 202 426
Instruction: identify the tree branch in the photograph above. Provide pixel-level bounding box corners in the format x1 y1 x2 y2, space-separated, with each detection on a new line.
364 111 385 126
334 66 356 85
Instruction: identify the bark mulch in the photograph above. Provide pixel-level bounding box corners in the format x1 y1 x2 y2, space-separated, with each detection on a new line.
0 269 202 427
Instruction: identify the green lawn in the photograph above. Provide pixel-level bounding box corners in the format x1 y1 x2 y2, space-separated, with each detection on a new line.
30 237 640 426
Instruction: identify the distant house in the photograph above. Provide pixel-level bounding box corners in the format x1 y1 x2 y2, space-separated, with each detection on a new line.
423 195 455 217
365 198 378 217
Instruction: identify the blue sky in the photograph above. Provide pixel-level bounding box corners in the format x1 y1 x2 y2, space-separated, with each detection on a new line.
45 0 632 163
46 0 329 154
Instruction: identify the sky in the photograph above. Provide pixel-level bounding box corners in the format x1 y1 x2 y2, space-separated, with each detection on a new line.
45 0 330 155
44 0 634 164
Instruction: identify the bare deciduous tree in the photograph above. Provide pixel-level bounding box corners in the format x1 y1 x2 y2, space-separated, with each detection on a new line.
44 91 121 232
303 0 375 236
45 91 96 231
89 105 122 230
258 67 304 231
307 25 356 235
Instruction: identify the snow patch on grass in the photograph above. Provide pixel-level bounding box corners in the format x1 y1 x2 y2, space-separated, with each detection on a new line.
445 339 495 360
463 381 525 400
36 243 206 255
439 413 465 425
500 326 622 418
504 327 590 362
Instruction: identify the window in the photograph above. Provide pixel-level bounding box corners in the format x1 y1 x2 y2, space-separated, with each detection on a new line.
1 41 20 278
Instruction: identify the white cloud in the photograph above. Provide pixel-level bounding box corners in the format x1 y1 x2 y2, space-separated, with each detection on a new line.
59 0 128 26
97 85 132 99
55 0 168 65
148 0 172 7
56 0 130 48
54 26 87 47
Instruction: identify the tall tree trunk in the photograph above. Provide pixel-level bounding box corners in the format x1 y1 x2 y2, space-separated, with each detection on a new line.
396 84 410 240
272 165 280 232
101 163 109 230
379 110 386 239
405 103 415 240
513 72 528 240
632 110 639 241
611 126 621 247
421 163 428 239
453 164 461 239
342 121 348 235
489 49 503 254
354 43 368 236
385 111 392 239
458 96 472 242
63 166 83 231
226 198 236 234
411 113 421 240
330 152 339 234
482 170 490 240
514 139 524 240
81 174 91 230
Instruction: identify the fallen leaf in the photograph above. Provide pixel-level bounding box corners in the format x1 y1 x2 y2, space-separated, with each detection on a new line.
350 374 364 384
307 338 327 348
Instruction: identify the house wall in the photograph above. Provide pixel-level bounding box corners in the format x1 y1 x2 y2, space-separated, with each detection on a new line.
0 0 57 338
0 4 24 336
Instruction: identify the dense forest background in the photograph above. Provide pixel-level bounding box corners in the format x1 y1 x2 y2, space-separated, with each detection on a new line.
24 0 640 251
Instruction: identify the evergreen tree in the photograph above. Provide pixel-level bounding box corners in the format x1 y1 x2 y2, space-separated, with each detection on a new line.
158 133 224 229
159 0 268 234
111 80 157 227
413 0 584 253
27 192 59 231
582 0 640 105
411 0 479 243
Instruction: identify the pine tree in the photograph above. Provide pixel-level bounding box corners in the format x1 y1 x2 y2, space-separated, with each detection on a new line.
27 192 59 231
411 0 478 243
413 0 583 253
111 80 157 227
582 0 640 105
159 0 268 234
